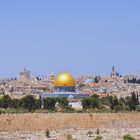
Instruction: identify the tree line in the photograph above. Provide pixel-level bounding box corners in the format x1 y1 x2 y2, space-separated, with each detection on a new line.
0 92 140 113
82 92 140 112
0 95 41 112
0 95 71 112
128 78 140 84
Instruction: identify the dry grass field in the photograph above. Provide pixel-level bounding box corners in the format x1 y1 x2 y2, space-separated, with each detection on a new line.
0 113 140 139
0 113 140 131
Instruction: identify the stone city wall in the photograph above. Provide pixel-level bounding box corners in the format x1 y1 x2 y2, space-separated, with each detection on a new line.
0 113 140 131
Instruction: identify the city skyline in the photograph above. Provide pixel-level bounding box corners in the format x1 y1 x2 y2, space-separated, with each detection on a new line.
0 0 140 77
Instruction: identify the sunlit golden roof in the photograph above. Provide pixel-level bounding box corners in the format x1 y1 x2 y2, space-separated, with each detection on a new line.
54 72 75 87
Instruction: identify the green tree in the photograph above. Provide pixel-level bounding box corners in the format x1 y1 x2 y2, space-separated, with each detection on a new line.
95 76 101 83
111 96 119 110
128 92 138 111
21 95 36 112
114 105 123 112
82 96 100 109
91 97 100 108
136 93 139 105
44 98 57 110
57 97 69 108
125 96 131 106
82 98 92 109
35 99 41 109
91 94 99 98
105 96 114 109
0 97 3 107
0 95 12 109
101 96 110 106
119 97 126 106
11 99 21 109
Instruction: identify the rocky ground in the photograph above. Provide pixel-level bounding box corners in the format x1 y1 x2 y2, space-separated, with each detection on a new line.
0 128 140 140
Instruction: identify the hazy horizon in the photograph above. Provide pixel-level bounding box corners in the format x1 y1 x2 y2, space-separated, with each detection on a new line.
0 0 140 77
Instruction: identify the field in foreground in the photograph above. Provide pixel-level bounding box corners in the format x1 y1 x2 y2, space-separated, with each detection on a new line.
0 113 140 139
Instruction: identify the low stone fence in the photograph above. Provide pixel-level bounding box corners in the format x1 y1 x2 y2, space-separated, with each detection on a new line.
0 113 140 131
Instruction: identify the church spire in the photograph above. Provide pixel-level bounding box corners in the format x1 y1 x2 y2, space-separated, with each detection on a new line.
111 66 116 78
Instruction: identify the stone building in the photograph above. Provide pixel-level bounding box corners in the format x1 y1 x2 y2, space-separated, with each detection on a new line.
20 68 30 82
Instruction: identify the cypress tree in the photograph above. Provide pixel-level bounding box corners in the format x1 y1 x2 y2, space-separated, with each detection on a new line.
130 92 137 110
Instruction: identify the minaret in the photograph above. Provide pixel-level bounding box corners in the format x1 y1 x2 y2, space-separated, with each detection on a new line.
50 72 55 89
111 66 116 78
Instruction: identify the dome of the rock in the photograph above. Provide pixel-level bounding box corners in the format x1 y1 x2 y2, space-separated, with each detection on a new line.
54 72 75 87
54 72 75 92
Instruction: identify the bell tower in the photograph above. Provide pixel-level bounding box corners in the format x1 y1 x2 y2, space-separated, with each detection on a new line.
111 66 116 78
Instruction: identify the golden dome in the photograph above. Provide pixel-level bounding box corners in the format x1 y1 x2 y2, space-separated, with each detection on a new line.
54 72 75 87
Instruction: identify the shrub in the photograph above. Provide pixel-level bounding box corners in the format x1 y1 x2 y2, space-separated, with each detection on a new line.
96 128 100 135
136 106 140 112
114 105 123 112
61 106 74 113
0 109 5 114
94 136 102 140
87 130 93 137
123 134 135 140
45 129 50 138
66 134 73 140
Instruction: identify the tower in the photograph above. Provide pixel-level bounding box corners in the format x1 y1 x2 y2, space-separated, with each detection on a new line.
20 68 30 82
111 66 116 78
50 72 55 89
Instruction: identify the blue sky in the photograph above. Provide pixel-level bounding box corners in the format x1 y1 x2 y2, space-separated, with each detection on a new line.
0 0 140 78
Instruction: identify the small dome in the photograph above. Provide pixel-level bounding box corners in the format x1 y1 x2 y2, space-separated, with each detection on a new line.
68 95 74 99
54 72 75 87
